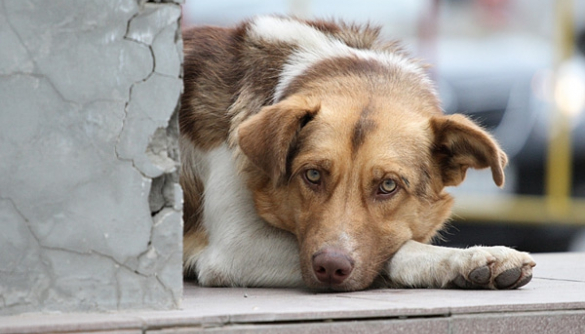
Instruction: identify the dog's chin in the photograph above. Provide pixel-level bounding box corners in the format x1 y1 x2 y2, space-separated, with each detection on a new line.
302 273 376 292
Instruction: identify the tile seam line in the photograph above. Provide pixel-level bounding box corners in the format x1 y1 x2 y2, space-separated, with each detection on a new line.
3 306 585 333
533 277 585 283
139 306 585 331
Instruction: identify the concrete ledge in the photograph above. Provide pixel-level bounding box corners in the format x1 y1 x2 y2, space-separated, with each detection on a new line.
0 0 183 314
1 253 584 333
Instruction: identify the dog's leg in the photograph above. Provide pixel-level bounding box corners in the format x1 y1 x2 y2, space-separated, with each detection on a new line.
188 144 304 288
386 240 535 289
195 224 304 288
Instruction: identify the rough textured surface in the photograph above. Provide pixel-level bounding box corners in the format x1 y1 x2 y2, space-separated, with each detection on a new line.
0 0 183 314
450 311 585 334
0 253 584 333
149 319 452 334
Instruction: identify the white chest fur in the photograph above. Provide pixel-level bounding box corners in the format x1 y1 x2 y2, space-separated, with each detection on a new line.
187 143 303 287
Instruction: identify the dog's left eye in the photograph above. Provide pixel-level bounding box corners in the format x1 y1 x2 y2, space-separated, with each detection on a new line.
304 169 321 184
378 179 398 194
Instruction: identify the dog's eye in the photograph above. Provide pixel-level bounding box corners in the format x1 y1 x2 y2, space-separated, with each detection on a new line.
378 179 398 194
304 169 321 184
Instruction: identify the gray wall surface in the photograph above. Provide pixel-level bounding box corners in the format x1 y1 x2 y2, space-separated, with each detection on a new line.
0 0 184 314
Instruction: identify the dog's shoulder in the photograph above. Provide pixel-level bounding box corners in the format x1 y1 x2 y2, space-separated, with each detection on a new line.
245 16 382 49
179 16 408 151
181 15 392 94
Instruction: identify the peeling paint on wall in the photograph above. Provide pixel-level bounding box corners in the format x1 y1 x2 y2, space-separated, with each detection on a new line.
0 0 184 314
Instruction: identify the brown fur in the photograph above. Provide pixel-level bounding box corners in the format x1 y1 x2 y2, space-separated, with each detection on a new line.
180 17 507 290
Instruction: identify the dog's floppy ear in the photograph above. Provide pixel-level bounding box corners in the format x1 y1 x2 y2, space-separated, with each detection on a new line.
430 114 508 188
238 96 320 182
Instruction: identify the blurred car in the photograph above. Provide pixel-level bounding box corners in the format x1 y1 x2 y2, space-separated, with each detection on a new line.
435 28 585 252
439 34 585 198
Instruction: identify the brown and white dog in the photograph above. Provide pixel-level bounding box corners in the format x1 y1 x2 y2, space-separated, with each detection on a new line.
180 16 535 291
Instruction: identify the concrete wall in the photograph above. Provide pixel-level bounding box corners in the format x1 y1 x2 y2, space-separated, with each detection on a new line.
0 0 184 315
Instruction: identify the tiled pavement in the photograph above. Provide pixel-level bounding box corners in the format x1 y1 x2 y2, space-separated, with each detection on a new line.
2 253 584 333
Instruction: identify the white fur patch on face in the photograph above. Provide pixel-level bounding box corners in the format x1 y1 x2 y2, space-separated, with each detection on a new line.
248 16 430 103
338 232 357 253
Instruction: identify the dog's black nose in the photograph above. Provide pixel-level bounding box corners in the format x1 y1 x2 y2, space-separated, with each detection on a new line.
312 248 354 286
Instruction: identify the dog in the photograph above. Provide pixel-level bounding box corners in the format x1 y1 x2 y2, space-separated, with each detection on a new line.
179 16 535 291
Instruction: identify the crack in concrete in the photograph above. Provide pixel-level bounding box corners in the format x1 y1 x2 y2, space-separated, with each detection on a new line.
92 249 149 278
115 0 182 210
0 196 152 279
2 2 81 107
114 80 150 179
112 0 182 305
1 0 183 313
124 2 182 79
134 217 157 276
1 196 41 247
0 72 38 78
0 193 169 313
149 45 157 77
115 3 164 179
156 273 178 306
113 3 150 178
2 1 36 71
0 196 55 310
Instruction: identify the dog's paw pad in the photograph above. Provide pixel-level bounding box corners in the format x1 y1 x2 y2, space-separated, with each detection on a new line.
452 274 475 289
451 246 536 290
514 273 533 288
469 265 491 285
494 267 522 289
451 265 493 289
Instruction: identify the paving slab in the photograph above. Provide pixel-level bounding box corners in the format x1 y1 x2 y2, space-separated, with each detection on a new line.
1 252 584 334
450 310 585 334
147 318 451 334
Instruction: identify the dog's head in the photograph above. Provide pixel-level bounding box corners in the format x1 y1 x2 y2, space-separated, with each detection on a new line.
237 58 507 291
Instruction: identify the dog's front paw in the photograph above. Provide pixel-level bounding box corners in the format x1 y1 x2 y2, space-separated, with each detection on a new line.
449 246 536 290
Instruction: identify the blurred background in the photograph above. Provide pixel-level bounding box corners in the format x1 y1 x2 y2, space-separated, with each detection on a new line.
182 0 585 252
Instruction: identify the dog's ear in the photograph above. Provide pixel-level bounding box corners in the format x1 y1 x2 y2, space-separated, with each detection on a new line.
238 96 320 183
430 114 508 188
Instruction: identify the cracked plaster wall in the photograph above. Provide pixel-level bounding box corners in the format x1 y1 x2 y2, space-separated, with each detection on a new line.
0 0 184 315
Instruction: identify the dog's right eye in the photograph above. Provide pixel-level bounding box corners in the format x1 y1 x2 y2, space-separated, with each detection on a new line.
379 179 398 194
304 169 322 185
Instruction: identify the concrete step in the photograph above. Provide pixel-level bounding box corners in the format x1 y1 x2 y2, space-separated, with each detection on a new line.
1 252 584 333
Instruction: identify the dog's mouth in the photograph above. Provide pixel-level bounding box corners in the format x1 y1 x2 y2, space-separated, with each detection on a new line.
305 270 376 292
